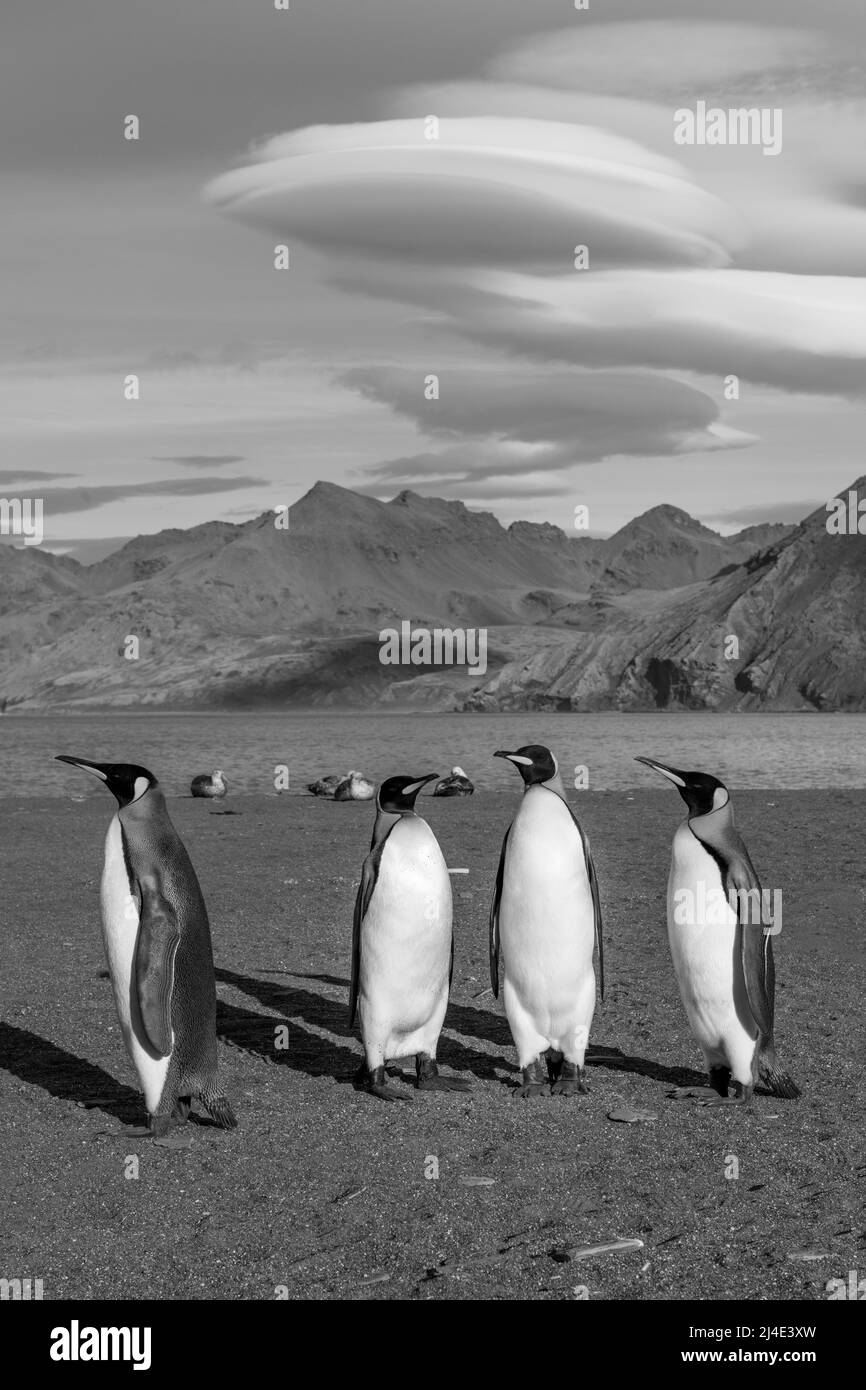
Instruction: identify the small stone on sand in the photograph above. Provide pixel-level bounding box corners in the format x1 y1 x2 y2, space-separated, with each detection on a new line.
608 1107 658 1124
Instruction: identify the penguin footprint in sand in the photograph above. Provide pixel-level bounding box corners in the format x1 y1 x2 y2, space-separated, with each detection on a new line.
350 774 471 1101
490 746 604 1100
636 756 800 1106
57 756 237 1139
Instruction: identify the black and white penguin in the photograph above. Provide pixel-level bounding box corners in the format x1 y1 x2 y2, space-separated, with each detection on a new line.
56 756 237 1139
490 745 604 1098
636 756 799 1104
433 767 474 797
190 770 227 798
350 773 471 1101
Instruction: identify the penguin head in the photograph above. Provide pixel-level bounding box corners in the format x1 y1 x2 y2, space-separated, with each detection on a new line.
377 773 438 814
635 756 728 817
494 744 557 787
55 755 158 808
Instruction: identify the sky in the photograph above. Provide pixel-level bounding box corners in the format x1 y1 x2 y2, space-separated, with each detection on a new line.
2 0 866 560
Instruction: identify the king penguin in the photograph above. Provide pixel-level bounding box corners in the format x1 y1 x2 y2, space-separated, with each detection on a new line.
490 745 604 1098
56 756 237 1138
350 774 471 1101
636 756 799 1104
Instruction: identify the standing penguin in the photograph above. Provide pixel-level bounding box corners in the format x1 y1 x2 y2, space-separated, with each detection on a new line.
636 756 799 1104
56 756 237 1138
350 774 471 1101
490 746 604 1098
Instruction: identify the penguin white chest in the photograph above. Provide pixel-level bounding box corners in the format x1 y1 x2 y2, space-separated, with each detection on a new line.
499 789 596 1049
667 821 755 1056
100 817 171 1110
359 819 451 1061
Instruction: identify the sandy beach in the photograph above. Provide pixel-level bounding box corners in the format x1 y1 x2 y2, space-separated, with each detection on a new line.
1 789 863 1301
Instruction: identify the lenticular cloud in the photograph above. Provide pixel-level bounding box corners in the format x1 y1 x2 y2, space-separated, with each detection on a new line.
205 117 742 270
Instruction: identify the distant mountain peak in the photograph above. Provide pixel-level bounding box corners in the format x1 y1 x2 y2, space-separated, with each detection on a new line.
624 503 719 537
386 488 506 537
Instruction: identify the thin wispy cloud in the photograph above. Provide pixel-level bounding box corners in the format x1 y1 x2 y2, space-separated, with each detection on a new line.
151 454 245 468
0 469 75 482
35 476 270 517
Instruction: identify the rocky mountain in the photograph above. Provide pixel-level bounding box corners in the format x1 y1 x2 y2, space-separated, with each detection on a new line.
467 484 865 713
588 504 790 593
2 477 856 712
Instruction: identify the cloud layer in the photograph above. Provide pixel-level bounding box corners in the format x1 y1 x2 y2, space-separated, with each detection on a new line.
206 21 866 456
341 365 753 494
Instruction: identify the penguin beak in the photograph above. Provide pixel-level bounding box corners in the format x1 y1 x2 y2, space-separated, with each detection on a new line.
55 755 109 782
403 773 438 797
634 756 687 788
493 750 533 766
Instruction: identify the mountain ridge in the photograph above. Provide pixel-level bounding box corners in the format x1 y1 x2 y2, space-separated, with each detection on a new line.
2 479 861 712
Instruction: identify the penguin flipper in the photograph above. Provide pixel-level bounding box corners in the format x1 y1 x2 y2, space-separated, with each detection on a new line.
350 854 378 1027
725 856 775 1046
562 807 604 1001
489 829 508 998
134 876 180 1057
576 821 604 1001
690 808 773 1042
735 893 799 1095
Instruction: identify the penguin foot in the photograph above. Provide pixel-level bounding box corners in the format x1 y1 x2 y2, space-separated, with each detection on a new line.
697 1082 753 1108
153 1130 194 1149
415 1056 471 1092
550 1062 589 1097
513 1059 550 1098
357 1064 412 1102
668 1086 721 1101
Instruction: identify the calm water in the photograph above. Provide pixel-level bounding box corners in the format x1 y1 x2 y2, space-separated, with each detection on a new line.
1 711 865 797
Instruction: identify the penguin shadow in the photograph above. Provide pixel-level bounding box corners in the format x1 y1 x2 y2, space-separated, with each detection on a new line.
216 968 514 1083
584 1047 707 1090
240 972 704 1092
214 994 360 1081
289 973 515 1053
0 1020 141 1124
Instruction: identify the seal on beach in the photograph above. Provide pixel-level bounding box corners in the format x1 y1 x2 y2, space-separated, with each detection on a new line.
307 775 342 798
635 756 800 1105
190 770 227 798
433 766 474 797
334 771 375 801
350 773 471 1101
55 756 237 1138
490 745 604 1099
